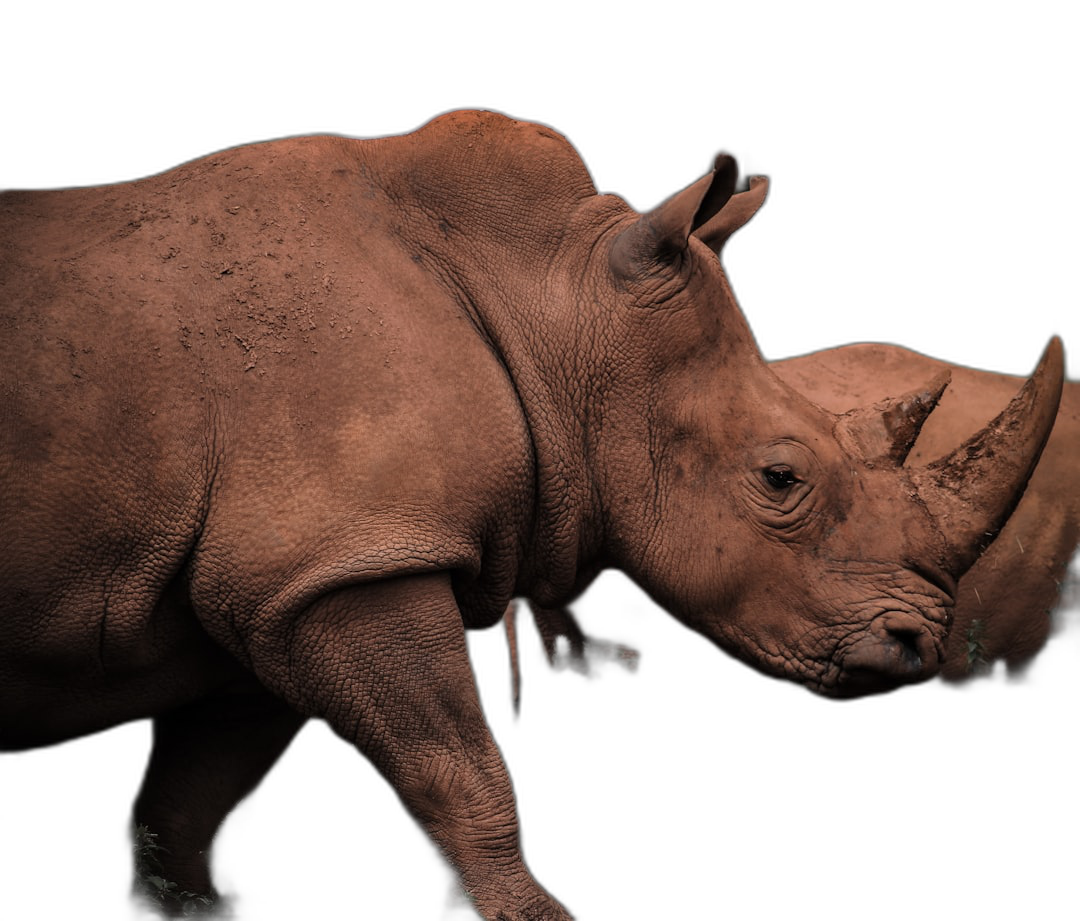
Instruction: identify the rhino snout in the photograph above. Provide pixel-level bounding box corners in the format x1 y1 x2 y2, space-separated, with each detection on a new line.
833 615 942 698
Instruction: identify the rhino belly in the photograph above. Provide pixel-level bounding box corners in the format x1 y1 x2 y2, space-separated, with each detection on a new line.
0 564 242 751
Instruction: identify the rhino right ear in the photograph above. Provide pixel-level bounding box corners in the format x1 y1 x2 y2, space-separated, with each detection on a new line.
610 154 738 278
692 175 770 255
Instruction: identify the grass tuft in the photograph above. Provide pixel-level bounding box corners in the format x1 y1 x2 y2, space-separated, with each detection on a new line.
965 619 990 675
133 825 216 916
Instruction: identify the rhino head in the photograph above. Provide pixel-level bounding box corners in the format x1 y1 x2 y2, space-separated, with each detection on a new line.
561 155 1064 697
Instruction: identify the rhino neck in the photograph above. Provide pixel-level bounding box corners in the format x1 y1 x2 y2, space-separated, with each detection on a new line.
587 247 776 611
360 111 625 603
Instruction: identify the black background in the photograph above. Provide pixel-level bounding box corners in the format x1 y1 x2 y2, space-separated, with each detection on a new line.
4 39 1075 915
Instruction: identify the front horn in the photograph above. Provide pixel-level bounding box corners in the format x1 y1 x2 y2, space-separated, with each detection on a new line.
911 337 1065 577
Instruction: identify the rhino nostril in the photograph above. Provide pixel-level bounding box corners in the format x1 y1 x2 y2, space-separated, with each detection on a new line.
885 626 923 672
834 622 937 697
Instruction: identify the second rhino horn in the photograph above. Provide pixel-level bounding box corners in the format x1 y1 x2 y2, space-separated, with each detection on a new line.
836 370 952 466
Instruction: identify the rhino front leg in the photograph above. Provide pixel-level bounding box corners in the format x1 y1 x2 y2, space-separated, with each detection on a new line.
253 572 572 921
132 682 305 914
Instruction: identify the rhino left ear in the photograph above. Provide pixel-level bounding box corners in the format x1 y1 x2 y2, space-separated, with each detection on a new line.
835 370 952 466
610 154 738 278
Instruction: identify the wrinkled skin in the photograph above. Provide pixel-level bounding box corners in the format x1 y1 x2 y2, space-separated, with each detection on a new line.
0 111 1063 919
516 353 1079 690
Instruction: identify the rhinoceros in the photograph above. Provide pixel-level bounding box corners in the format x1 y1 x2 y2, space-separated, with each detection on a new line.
0 110 1064 920
514 346 1079 691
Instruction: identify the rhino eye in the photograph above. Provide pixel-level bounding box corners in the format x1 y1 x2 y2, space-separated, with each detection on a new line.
763 465 799 490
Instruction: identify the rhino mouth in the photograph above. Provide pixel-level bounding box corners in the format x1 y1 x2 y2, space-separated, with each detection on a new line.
827 614 942 698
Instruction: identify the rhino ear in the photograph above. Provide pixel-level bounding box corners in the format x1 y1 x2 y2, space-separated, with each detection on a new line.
692 175 770 255
610 153 738 278
836 370 952 466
